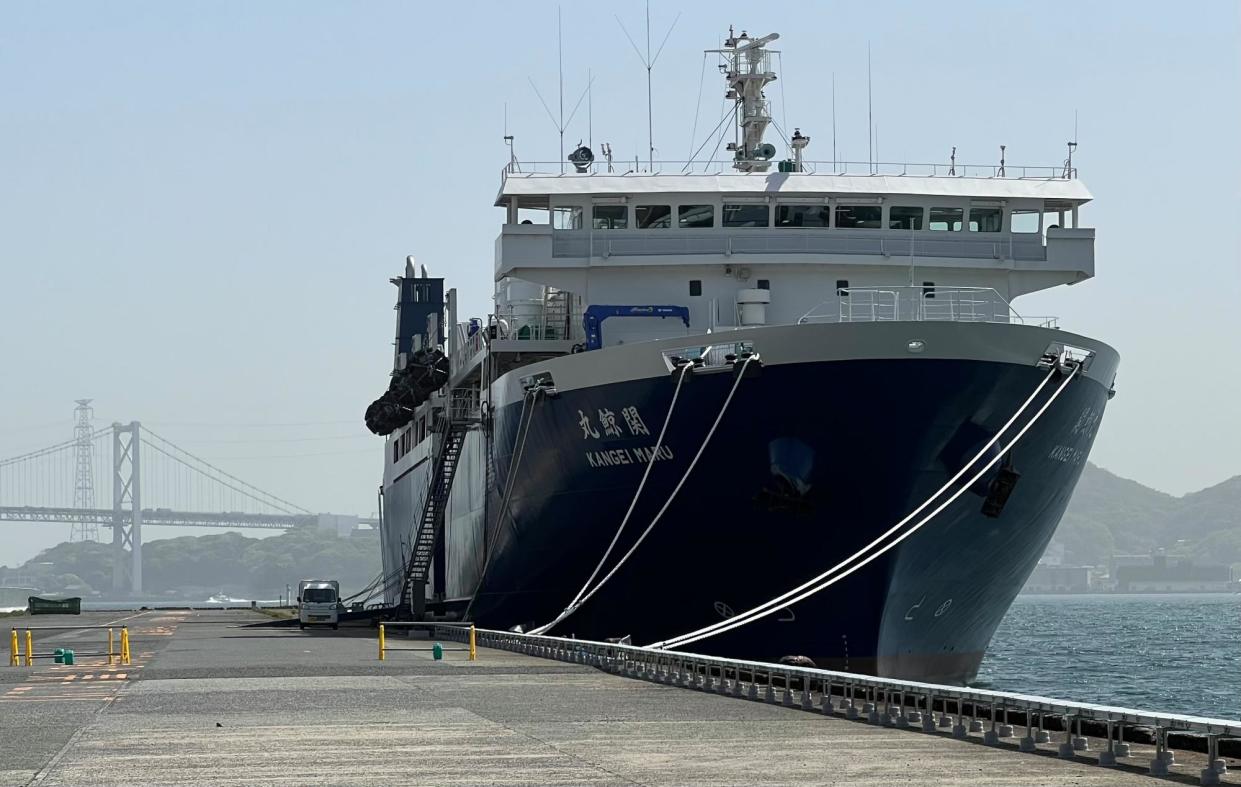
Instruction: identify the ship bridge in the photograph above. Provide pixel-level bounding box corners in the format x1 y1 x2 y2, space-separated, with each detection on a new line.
491 160 1093 348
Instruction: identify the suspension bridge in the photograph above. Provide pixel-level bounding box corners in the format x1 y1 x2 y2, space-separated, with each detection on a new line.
0 401 377 594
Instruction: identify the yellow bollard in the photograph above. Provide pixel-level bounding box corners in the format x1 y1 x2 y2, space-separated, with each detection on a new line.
8 628 17 667
468 625 477 662
120 627 131 666
378 624 386 661
108 628 115 666
24 629 33 666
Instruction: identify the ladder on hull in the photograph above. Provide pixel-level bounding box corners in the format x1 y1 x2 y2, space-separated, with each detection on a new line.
399 394 476 616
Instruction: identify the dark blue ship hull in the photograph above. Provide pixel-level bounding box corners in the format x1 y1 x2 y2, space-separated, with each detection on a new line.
469 355 1108 684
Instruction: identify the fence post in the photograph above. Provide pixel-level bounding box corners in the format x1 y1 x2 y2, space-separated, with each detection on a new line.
469 625 477 662
108 628 115 666
8 628 16 667
378 624 386 661
120 627 130 665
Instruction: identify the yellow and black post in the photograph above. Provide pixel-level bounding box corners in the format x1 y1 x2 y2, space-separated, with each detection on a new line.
24 629 33 666
468 625 477 662
378 623 386 661
8 628 17 667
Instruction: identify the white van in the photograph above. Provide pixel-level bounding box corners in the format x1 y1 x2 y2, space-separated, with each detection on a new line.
297 579 340 630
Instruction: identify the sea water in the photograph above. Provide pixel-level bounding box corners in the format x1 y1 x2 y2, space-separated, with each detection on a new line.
978 593 1241 720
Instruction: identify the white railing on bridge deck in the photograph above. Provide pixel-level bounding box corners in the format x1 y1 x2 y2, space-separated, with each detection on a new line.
433 624 1238 784
491 301 584 344
502 158 1077 185
797 287 1059 329
548 228 1049 264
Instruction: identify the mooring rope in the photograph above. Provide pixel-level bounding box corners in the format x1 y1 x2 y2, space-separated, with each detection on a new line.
463 387 541 620
651 362 1079 650
529 363 692 634
532 355 757 635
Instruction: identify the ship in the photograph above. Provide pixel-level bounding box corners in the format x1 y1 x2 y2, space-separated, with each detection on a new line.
368 29 1118 684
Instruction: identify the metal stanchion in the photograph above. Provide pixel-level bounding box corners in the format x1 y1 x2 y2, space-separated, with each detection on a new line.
108 628 115 666
8 628 17 667
24 629 33 666
469 625 477 661
120 627 131 665
378 624 386 661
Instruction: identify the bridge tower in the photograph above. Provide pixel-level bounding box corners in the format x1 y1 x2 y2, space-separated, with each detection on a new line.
69 399 99 542
111 422 143 594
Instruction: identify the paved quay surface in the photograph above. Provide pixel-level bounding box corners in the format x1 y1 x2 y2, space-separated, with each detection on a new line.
1 609 1233 785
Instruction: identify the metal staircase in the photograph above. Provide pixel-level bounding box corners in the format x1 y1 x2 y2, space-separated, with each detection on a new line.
399 390 478 614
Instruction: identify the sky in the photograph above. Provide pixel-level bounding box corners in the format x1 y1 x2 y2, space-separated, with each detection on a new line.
1 1 1239 566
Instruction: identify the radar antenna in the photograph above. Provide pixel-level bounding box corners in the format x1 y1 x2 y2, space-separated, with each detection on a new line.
708 28 781 172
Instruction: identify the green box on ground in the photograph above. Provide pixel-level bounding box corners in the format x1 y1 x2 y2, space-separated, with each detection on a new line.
28 596 81 615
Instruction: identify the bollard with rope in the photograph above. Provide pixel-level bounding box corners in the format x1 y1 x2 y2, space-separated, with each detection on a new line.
108 628 115 666
24 629 32 666
121 626 131 665
8 628 17 667
469 625 477 662
378 623 386 661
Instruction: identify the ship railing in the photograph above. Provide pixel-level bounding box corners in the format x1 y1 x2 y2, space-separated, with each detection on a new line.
432 624 1240 778
446 388 481 425
550 228 1047 264
449 321 487 377
490 303 585 343
501 158 1075 184
797 287 1058 329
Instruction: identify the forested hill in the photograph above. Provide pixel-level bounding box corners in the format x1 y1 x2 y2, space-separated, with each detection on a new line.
4 528 382 599
1056 464 1241 567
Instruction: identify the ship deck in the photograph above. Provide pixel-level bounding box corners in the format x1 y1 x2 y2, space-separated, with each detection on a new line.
2 609 1231 785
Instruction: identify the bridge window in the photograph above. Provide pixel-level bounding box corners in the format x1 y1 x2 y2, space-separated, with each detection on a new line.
836 279 849 296
723 204 770 227
929 207 963 232
969 207 1003 232
552 206 583 230
923 281 936 298
757 279 770 290
592 205 628 229
689 280 702 296
1010 209 1041 233
775 204 830 227
678 204 714 228
834 205 882 229
888 206 924 230
635 205 672 228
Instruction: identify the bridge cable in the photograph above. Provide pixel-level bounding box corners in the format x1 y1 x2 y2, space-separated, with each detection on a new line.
0 427 109 468
652 363 1079 651
140 439 300 514
531 355 756 635
141 427 311 513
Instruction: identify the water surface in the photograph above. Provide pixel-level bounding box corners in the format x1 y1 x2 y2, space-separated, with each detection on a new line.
978 593 1240 720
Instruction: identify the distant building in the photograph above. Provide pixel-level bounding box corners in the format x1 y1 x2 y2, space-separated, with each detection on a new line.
1113 551 1234 593
1040 541 1067 567
1023 564 1092 593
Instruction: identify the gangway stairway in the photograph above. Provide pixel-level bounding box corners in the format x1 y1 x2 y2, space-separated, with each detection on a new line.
398 392 478 617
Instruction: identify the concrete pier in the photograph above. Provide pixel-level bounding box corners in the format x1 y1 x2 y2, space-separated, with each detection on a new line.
1 610 1234 785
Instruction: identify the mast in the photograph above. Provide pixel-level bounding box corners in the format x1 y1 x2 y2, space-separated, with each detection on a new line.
708 28 780 173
